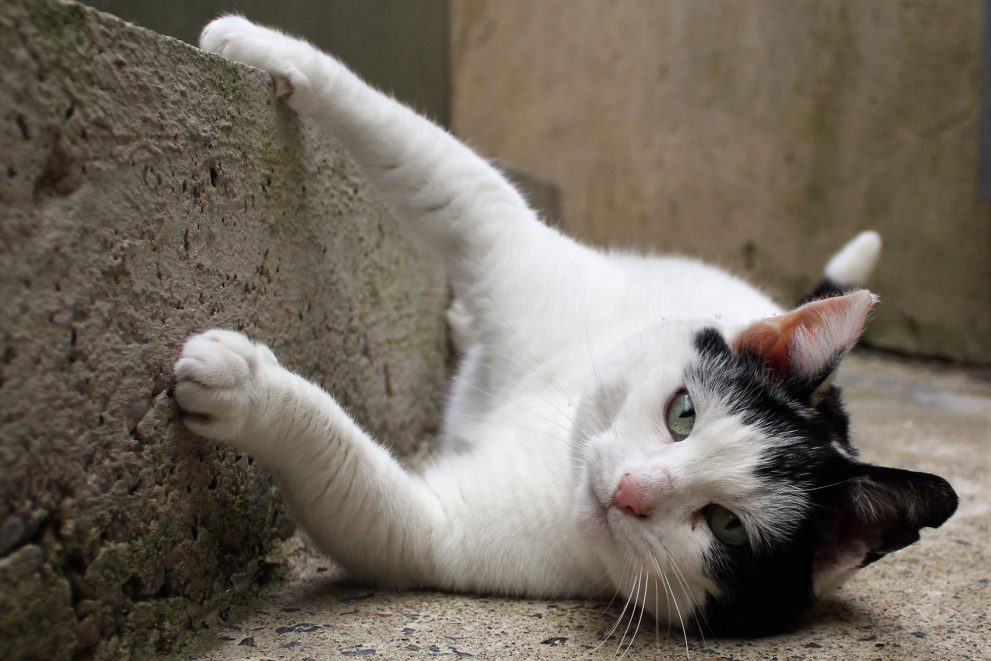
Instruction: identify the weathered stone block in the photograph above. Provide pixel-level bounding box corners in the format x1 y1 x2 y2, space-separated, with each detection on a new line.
0 0 447 657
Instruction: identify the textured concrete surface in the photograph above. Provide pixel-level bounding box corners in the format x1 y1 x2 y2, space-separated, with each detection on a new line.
182 354 990 660
451 0 991 365
0 0 447 658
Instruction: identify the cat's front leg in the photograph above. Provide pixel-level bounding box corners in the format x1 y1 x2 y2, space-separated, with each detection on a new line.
196 17 589 308
173 330 445 585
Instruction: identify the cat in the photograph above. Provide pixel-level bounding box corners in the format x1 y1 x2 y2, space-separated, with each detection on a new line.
174 15 958 639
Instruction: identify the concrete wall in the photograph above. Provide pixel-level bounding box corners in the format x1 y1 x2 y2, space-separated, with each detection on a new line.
452 0 991 364
0 0 447 657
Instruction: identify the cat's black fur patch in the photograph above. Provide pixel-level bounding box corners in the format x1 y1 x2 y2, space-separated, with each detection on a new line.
688 328 844 635
686 328 955 637
690 328 853 481
800 277 847 304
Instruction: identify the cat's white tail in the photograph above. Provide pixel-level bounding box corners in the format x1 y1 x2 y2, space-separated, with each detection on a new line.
802 231 882 303
824 230 882 288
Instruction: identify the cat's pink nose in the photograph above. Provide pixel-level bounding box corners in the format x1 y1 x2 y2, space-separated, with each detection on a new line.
612 474 652 518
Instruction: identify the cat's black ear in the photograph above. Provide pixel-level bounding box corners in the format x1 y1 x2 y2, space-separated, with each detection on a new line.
732 290 876 387
813 464 958 596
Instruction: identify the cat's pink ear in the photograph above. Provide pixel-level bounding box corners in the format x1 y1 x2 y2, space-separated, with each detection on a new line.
813 466 957 596
732 290 877 381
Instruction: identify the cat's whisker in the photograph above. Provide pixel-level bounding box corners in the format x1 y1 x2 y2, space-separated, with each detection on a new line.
600 551 633 615
459 379 574 434
653 572 660 658
585 570 619 599
652 554 691 660
656 538 708 648
669 562 706 649
448 383 574 432
661 575 691 661
619 570 648 659
584 321 623 422
591 556 635 655
527 388 579 425
662 563 674 637
660 549 694 613
802 477 857 492
472 352 579 413
616 565 643 653
451 411 578 448
617 564 643 649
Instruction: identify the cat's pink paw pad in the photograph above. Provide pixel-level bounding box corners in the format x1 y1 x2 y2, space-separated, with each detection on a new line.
173 329 275 441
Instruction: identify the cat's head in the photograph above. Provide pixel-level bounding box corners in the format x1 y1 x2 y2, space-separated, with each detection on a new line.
571 290 957 637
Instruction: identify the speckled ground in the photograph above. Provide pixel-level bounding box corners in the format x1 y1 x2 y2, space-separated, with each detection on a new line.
178 354 990 660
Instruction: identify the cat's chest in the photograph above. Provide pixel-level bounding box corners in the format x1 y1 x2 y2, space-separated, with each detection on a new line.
423 439 604 595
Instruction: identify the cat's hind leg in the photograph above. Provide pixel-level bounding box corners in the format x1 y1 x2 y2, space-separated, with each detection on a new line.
174 330 444 585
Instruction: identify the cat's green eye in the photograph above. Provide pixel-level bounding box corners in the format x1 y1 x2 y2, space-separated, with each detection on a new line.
665 389 695 441
705 505 748 547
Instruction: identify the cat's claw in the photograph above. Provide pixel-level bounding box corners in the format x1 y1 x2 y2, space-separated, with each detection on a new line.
199 15 311 104
174 329 278 442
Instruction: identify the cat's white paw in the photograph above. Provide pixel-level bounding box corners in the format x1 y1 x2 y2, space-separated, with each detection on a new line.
173 329 279 442
199 15 312 103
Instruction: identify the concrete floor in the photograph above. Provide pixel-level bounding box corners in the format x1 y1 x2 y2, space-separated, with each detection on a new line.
179 354 990 660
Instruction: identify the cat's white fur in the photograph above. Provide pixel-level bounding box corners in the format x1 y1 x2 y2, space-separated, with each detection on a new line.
177 17 881 628
824 230 881 288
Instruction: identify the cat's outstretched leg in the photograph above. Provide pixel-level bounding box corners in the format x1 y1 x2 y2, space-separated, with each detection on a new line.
197 17 598 352
173 330 443 585
199 18 554 275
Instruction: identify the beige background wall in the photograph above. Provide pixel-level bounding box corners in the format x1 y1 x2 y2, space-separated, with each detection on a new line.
452 1 991 364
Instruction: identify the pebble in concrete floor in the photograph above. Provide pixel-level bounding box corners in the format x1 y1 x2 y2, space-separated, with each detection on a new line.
179 354 990 660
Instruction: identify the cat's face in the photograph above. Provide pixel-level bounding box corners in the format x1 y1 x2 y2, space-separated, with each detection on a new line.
570 292 958 636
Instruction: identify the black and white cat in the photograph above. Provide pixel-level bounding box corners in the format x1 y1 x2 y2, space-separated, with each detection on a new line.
174 16 958 638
